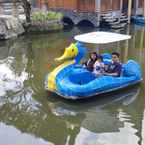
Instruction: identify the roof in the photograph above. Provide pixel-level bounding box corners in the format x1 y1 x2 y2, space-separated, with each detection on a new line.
74 31 131 44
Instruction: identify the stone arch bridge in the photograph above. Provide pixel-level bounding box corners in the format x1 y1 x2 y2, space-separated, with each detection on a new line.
49 9 100 27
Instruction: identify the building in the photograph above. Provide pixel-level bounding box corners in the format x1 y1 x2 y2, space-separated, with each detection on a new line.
35 0 144 14
0 0 144 27
33 0 144 27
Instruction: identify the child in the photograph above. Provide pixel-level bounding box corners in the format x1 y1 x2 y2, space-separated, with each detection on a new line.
83 52 97 72
93 55 104 76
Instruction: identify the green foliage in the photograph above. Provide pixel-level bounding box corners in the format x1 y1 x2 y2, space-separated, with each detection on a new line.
32 11 63 22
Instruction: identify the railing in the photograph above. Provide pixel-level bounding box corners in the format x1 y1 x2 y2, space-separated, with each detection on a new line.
0 1 24 15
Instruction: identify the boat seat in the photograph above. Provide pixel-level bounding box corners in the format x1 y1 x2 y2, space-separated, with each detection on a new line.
122 60 141 78
102 53 112 65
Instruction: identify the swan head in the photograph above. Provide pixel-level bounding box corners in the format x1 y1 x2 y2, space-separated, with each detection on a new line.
55 42 86 64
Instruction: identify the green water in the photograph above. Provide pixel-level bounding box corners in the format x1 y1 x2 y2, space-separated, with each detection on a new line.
0 25 145 145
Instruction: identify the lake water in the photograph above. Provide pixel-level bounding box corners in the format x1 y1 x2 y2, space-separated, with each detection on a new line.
0 25 145 145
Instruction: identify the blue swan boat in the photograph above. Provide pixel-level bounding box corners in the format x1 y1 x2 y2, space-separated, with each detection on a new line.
45 32 142 100
132 16 145 25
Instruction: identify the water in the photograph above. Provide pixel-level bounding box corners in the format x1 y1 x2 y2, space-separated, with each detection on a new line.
0 25 145 145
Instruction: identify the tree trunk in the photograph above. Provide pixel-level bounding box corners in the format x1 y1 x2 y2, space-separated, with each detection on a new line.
21 0 31 23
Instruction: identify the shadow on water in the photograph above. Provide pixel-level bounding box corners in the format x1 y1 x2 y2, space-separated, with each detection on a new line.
44 85 142 145
46 84 141 115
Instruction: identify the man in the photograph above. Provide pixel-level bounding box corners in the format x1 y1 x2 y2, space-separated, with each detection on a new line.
104 52 122 77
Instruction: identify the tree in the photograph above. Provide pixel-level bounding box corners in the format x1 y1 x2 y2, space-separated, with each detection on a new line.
21 0 31 23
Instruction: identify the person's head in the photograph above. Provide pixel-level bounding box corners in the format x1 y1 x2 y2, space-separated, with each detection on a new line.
112 52 120 62
97 55 103 62
90 52 97 61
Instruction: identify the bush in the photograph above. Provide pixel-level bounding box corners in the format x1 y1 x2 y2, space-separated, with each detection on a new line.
32 11 63 22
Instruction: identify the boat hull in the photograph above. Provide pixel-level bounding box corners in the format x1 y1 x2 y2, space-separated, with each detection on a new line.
45 60 142 100
48 79 142 100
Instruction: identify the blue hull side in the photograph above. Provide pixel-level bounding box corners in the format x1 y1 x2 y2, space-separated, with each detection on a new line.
57 72 140 99
45 59 142 100
55 60 142 99
54 79 141 100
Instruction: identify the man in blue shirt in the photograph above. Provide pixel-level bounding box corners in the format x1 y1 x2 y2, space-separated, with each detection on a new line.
104 52 122 77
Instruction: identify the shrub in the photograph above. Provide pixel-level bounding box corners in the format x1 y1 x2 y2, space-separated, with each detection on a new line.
32 11 63 22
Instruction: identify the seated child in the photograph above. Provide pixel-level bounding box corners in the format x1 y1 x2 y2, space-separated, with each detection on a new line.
93 55 104 76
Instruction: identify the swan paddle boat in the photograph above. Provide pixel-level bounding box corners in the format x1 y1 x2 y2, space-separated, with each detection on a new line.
45 32 142 100
132 16 145 25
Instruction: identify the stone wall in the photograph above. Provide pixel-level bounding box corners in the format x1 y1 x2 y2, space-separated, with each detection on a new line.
26 19 63 34
0 15 24 40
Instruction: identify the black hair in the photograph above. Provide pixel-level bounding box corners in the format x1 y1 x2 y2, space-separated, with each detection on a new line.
91 52 97 55
112 52 120 58
89 52 97 61
89 52 97 57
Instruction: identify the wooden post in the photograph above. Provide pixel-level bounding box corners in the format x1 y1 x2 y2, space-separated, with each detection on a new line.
120 0 123 12
139 28 144 63
95 0 101 27
128 0 132 23
119 0 123 22
12 0 17 17
135 0 138 15
123 24 130 62
143 0 145 17
0 3 3 14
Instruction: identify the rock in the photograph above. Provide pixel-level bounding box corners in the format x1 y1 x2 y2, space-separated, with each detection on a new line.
26 19 63 34
0 15 25 40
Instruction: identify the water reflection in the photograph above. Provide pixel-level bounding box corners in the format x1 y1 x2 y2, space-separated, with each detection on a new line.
49 87 141 145
0 25 145 145
0 123 54 145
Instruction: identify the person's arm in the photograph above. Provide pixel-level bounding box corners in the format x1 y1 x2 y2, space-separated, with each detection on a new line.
103 63 122 77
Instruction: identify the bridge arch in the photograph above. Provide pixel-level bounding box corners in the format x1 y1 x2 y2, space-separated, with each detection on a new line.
50 9 100 27
62 17 74 26
77 19 94 27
